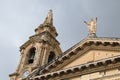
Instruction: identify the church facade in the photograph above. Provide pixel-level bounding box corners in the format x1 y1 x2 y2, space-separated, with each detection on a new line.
9 10 120 80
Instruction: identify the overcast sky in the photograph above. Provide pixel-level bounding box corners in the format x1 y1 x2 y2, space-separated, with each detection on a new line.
1 0 120 80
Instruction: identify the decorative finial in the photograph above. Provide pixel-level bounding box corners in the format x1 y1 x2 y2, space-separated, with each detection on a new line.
44 9 53 25
84 17 97 35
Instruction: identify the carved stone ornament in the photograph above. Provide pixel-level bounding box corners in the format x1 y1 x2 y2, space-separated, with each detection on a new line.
44 9 53 25
84 17 97 34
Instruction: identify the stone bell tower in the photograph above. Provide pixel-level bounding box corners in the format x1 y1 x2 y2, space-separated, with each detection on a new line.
9 10 62 80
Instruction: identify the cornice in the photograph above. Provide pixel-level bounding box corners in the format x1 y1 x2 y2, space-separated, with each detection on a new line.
20 40 31 50
20 31 60 50
30 31 59 44
9 72 19 77
32 55 120 80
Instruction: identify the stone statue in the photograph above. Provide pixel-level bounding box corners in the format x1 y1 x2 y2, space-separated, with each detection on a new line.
84 17 97 34
44 9 53 25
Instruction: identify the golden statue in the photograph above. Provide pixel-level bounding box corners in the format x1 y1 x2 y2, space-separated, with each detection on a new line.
84 17 97 34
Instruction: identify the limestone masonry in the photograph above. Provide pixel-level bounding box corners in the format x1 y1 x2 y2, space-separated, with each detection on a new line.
9 10 120 80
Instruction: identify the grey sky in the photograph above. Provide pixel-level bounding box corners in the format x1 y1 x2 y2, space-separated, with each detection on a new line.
0 0 120 80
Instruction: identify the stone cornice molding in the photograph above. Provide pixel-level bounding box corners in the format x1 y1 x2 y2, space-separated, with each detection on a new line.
20 31 60 50
32 55 120 80
9 72 19 77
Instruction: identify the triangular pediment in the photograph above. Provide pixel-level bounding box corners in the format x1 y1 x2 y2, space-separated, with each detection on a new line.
62 49 120 69
29 37 120 77
61 38 120 70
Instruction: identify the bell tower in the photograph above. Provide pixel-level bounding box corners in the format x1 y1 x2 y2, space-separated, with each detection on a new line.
9 10 62 80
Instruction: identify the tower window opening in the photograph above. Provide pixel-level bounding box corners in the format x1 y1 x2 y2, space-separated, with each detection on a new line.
28 47 36 64
48 51 55 63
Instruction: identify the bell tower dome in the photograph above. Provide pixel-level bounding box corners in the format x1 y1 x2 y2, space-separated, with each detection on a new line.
9 10 62 80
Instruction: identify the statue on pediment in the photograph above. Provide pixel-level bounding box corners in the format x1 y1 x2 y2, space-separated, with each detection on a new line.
84 17 97 34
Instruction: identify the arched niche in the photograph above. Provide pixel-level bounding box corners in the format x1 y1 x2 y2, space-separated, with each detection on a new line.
48 51 56 63
28 47 36 64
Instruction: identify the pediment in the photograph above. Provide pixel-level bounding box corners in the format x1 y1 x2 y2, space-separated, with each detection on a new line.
54 38 120 71
62 49 120 69
30 37 120 77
